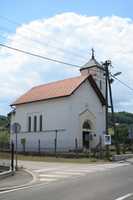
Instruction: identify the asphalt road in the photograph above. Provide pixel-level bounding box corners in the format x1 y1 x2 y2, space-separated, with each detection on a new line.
0 161 133 200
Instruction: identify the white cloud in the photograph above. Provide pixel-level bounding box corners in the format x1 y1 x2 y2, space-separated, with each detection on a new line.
0 12 133 114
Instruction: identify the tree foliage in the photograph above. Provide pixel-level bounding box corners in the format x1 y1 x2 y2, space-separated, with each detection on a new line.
109 112 133 126
0 115 10 144
0 131 10 144
109 112 133 148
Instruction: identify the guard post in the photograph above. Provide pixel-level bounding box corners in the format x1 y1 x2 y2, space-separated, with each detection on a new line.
54 130 58 157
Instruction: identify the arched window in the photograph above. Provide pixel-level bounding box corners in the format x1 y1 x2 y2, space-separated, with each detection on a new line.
28 116 31 132
34 116 37 132
83 120 91 130
39 115 43 131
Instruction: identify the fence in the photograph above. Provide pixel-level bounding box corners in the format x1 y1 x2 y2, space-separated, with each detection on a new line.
15 137 105 159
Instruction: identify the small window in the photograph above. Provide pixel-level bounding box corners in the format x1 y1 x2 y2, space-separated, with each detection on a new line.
39 115 43 131
28 116 31 132
34 116 37 132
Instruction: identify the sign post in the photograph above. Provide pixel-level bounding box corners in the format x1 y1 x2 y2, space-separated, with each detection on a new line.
104 135 111 145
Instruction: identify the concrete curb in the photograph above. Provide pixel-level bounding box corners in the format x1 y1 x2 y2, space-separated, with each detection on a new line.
0 170 14 180
112 154 133 161
0 168 37 192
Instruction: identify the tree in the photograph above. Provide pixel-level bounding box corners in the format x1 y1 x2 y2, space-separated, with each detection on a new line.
113 124 128 153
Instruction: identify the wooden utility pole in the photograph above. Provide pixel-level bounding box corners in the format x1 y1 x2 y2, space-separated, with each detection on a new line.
103 60 111 159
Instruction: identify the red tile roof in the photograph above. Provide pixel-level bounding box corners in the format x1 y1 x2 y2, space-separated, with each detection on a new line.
11 75 105 106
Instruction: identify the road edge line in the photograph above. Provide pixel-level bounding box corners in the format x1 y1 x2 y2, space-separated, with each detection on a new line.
115 193 133 200
0 168 37 192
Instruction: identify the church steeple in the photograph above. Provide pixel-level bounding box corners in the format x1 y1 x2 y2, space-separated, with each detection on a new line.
80 49 105 97
80 48 101 73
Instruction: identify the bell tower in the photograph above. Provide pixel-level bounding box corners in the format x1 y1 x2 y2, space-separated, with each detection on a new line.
80 49 105 96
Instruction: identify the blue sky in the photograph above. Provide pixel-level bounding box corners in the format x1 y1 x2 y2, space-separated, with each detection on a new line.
1 0 133 25
0 1 133 115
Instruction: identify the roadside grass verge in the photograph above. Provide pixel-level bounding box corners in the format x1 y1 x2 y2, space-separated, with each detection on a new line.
0 152 110 164
0 152 10 159
18 154 110 164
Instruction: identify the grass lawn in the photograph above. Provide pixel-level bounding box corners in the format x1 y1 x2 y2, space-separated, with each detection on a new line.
17 154 110 164
0 152 110 164
0 152 11 159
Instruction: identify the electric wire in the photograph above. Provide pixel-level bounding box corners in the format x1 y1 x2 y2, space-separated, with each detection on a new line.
0 41 106 80
111 74 133 92
0 26 84 63
0 42 81 68
1 41 133 90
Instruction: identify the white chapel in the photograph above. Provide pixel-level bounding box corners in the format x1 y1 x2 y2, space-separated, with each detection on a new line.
10 51 106 152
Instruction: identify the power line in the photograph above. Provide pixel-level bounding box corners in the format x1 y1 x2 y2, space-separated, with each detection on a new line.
0 32 104 77
3 16 133 92
0 15 88 60
111 74 133 92
1 40 133 91
0 41 106 81
0 42 97 72
0 42 81 68
110 63 133 90
0 28 84 63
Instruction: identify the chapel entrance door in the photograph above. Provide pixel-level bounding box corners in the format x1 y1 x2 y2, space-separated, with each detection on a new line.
83 131 90 149
82 120 91 149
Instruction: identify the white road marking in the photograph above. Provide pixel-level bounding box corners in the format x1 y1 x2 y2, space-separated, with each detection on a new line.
37 170 87 182
115 193 133 200
66 169 95 172
0 163 130 194
54 171 83 175
39 178 57 182
0 184 38 194
39 174 69 178
33 168 59 173
0 182 50 195
67 168 105 172
33 162 130 183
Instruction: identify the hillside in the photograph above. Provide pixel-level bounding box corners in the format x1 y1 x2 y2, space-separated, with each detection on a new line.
109 112 133 127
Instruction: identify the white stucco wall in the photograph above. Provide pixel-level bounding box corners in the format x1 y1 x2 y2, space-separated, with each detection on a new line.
10 79 105 152
68 79 105 149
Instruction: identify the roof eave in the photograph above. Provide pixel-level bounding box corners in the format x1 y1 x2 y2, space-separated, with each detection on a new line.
80 65 104 71
10 94 72 106
10 75 105 107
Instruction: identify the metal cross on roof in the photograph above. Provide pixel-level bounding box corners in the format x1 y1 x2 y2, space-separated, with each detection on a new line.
91 48 95 59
